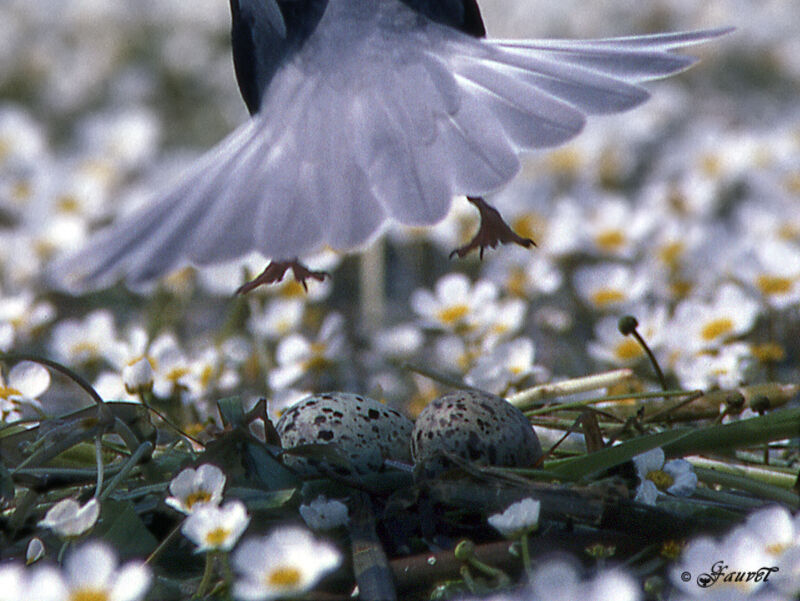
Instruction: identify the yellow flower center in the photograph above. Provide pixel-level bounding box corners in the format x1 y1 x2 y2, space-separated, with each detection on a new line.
166 366 189 382
199 364 214 388
205 527 230 547
590 289 626 308
506 267 528 298
756 274 794 296
57 194 81 213
437 304 469 325
595 230 626 252
0 386 22 399
185 491 212 509
12 180 32 201
766 542 789 556
510 213 542 242
614 338 644 362
304 342 331 371
700 318 734 342
126 355 155 368
658 241 685 269
267 566 302 589
646 469 674 491
71 341 100 358
69 589 109 601
280 280 307 298
670 279 693 299
700 153 722 177
547 147 582 173
751 342 786 363
784 173 800 196
660 540 683 560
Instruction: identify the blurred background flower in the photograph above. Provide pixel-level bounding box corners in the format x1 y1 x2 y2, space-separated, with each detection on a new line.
0 0 797 429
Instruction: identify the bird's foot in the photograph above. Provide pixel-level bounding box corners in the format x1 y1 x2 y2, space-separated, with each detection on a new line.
236 259 329 294
449 196 536 260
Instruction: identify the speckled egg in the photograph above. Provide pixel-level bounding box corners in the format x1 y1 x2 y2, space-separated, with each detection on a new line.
276 392 413 476
411 390 542 478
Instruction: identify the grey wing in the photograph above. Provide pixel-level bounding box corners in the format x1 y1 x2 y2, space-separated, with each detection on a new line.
47 24 731 292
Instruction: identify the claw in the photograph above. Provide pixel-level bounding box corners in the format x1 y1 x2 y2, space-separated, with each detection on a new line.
236 259 329 294
449 196 536 260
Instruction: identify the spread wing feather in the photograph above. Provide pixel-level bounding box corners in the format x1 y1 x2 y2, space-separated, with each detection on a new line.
47 10 730 291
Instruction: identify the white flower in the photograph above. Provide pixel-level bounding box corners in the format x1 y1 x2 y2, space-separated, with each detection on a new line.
672 342 757 391
670 530 773 597
77 108 160 170
633 448 697 505
433 335 473 374
487 498 541 539
0 105 45 171
482 297 527 346
740 505 800 595
0 360 50 423
122 356 154 395
483 251 562 299
572 263 649 311
299 496 349 530
165 463 226 514
28 541 151 601
530 558 641 601
583 195 655 259
248 297 306 340
587 304 668 367
268 313 347 390
233 527 341 601
0 291 55 351
26 537 45 564
148 333 196 399
466 338 546 395
182 500 250 552
668 284 761 353
411 273 499 336
0 563 27 601
48 310 121 366
739 239 800 310
39 498 100 538
371 324 424 360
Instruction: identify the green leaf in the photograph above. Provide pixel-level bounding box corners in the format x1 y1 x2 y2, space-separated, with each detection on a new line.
546 428 692 480
95 499 158 558
662 407 800 456
546 407 800 482
217 396 245 428
226 486 296 510
0 460 14 504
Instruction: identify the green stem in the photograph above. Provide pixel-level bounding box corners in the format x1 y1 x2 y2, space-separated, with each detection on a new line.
525 389 696 417
520 532 533 581
94 435 104 498
98 441 153 501
195 551 217 599
146 521 183 565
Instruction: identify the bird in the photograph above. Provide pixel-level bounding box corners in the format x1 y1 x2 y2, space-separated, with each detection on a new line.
47 0 731 294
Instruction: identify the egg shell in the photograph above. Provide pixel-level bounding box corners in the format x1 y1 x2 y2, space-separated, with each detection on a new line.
276 392 413 476
411 390 542 477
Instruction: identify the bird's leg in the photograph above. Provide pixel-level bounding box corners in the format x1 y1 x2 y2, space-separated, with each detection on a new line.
449 196 536 260
236 259 329 294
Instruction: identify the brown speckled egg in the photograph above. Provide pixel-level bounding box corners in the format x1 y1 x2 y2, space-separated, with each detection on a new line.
276 392 413 476
411 390 542 478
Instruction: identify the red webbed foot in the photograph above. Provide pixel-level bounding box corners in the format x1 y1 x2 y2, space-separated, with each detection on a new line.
449 196 536 260
236 259 330 294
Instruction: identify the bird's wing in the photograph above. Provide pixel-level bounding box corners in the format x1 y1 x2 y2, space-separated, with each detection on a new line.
46 0 730 292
